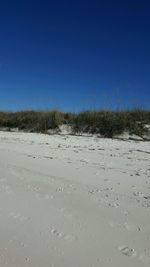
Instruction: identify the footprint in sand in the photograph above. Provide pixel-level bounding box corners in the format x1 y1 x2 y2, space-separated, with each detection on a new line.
108 202 120 208
123 222 142 232
88 189 100 195
56 187 64 192
119 246 136 257
50 227 75 242
80 159 89 164
25 257 30 263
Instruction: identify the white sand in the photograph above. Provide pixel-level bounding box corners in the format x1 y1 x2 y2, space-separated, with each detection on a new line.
0 131 150 267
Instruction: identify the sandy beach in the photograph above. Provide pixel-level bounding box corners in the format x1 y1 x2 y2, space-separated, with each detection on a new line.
0 131 150 267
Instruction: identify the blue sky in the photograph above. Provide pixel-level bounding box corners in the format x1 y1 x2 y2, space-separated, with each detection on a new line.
0 0 150 111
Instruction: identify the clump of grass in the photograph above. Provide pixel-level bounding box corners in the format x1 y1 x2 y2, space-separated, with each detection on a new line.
0 110 63 133
71 111 124 137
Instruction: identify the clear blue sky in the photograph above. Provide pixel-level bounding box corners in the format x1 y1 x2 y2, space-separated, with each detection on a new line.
0 0 150 111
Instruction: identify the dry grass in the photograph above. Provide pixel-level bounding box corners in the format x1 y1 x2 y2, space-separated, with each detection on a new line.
0 109 149 137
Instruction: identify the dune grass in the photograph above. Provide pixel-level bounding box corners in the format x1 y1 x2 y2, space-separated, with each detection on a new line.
0 109 150 138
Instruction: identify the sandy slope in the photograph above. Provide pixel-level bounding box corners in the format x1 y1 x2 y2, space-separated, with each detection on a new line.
0 132 150 267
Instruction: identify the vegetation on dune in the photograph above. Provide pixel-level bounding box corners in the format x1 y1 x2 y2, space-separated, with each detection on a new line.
71 110 150 138
0 109 150 138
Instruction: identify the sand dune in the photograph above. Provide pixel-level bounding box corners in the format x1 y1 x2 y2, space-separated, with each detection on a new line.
0 131 150 267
